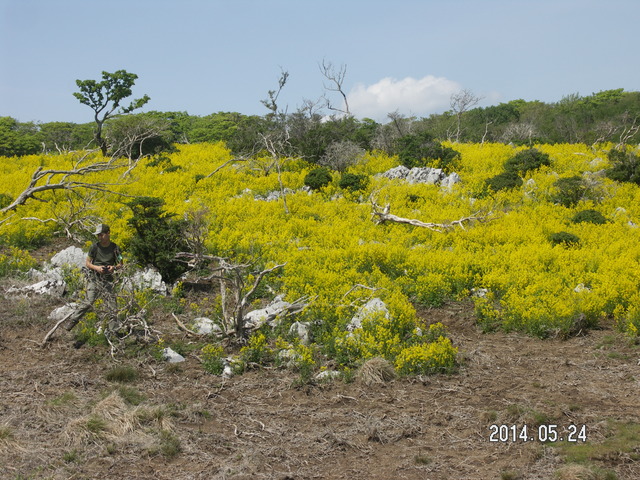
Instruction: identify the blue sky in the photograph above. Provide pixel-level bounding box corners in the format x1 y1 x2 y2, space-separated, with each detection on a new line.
1 0 638 124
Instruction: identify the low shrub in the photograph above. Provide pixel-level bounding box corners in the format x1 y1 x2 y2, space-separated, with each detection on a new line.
395 337 458 375
548 231 580 247
201 344 225 375
485 171 523 192
553 175 588 207
338 173 368 192
504 148 551 175
571 209 607 224
304 167 332 191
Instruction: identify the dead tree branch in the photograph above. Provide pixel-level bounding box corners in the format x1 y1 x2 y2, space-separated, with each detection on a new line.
174 252 286 337
370 198 493 232
0 151 134 214
320 59 350 116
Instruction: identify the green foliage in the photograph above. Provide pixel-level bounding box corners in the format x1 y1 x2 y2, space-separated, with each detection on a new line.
74 69 150 155
239 332 272 365
606 148 640 185
552 175 588 207
548 231 580 247
484 171 523 192
395 337 458 375
504 148 551 175
201 344 225 375
0 247 37 278
338 173 369 192
125 196 190 283
396 131 460 170
0 116 40 156
304 167 333 191
571 209 608 224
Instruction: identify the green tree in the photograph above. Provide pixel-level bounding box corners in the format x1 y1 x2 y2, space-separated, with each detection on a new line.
73 70 150 155
0 117 40 156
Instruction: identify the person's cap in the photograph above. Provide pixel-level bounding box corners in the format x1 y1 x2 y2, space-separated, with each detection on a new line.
94 224 111 235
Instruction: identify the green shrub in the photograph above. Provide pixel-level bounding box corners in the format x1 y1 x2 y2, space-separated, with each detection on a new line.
485 171 523 192
553 175 587 207
548 231 580 247
338 173 368 192
504 148 551 175
304 167 332 191
396 131 460 170
201 344 225 375
126 196 190 283
571 209 607 224
606 148 640 185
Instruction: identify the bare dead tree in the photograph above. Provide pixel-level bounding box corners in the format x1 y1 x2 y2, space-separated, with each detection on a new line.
370 197 493 232
175 252 287 338
258 69 293 213
320 59 350 116
450 89 481 142
617 114 640 149
21 190 101 242
0 150 136 215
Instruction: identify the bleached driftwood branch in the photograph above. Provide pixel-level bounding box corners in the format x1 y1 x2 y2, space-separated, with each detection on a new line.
370 198 492 233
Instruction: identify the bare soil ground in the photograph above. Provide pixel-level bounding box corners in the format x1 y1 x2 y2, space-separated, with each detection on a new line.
1 252 639 479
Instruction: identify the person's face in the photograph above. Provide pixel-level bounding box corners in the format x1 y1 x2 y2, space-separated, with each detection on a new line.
97 232 110 242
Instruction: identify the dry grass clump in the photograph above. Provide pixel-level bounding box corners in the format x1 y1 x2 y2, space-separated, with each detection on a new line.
61 390 176 456
554 464 599 480
356 357 396 386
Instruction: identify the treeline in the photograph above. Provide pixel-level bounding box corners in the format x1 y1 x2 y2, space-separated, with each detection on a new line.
2 88 639 159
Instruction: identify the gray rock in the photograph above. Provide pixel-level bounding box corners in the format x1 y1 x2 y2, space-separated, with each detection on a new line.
348 297 389 331
288 321 310 345
163 347 185 363
48 303 79 321
244 295 291 329
49 246 86 269
7 279 66 297
123 267 167 295
192 317 222 335
441 172 461 188
407 167 444 184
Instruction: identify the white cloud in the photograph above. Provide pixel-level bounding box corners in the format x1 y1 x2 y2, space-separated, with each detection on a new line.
348 75 462 121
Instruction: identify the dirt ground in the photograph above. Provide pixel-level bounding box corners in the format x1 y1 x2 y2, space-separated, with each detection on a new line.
1 258 639 479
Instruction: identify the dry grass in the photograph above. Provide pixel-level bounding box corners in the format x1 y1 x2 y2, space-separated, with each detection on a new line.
356 357 396 386
61 390 174 455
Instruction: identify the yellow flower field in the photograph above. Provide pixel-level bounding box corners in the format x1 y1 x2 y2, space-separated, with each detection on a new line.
2 140 639 371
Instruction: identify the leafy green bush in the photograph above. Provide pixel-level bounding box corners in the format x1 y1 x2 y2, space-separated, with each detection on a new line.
504 148 551 175
571 209 607 224
126 196 190 283
201 344 225 375
606 148 640 185
338 173 368 192
304 167 332 191
395 131 460 170
553 175 587 207
548 231 580 247
485 171 523 192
